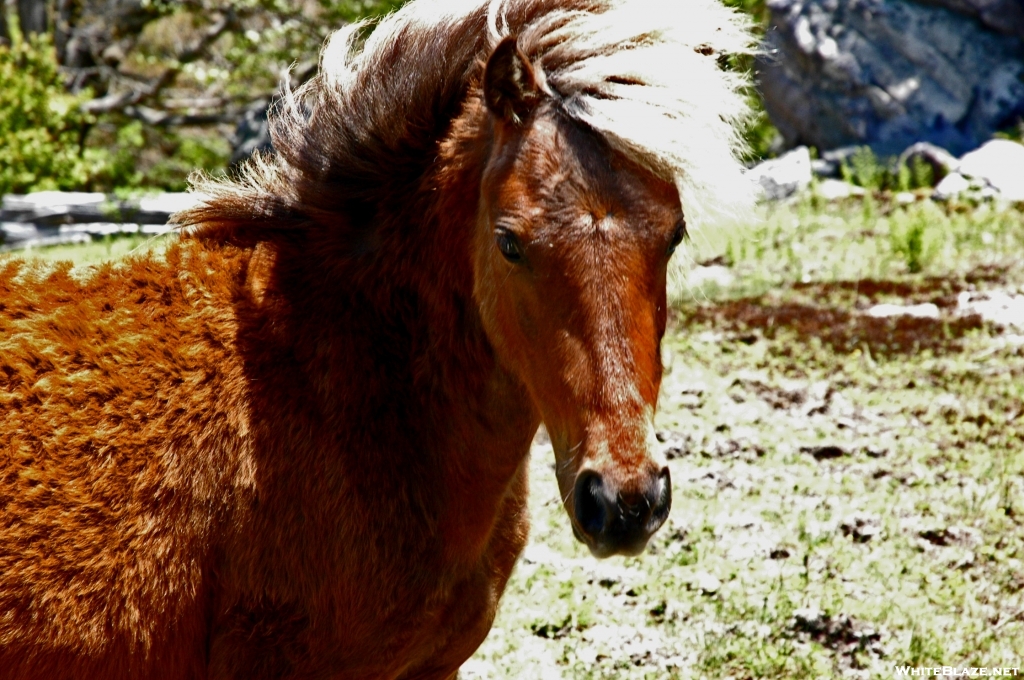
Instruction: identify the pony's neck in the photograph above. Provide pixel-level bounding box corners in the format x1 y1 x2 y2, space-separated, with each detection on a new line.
405 95 541 497
283 97 538 558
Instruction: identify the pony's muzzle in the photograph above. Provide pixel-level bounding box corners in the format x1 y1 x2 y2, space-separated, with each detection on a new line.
572 467 671 557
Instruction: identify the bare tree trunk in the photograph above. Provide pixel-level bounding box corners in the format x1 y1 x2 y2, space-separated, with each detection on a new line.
54 0 77 63
0 2 9 46
17 0 47 36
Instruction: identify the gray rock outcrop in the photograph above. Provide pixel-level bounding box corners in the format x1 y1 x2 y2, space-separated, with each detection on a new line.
759 0 1024 156
932 138 1024 201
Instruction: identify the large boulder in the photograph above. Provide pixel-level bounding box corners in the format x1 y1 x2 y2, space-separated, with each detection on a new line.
746 146 813 199
933 138 1024 201
759 0 1024 156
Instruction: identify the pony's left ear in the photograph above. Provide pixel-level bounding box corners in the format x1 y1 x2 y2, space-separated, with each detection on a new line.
484 36 542 125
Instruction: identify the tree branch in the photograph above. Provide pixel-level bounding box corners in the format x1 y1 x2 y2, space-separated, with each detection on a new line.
123 105 239 127
81 7 239 115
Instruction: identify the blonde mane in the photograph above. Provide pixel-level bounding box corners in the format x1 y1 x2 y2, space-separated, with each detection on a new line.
491 0 756 227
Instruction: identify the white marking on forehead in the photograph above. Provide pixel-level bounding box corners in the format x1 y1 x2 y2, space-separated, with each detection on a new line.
576 211 616 235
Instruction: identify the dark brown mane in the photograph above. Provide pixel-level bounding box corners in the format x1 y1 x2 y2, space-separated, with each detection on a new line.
182 1 636 245
183 5 514 243
181 0 754 248
270 17 489 225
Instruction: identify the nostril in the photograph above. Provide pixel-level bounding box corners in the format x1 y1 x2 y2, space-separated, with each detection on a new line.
574 471 610 539
648 467 672 531
574 468 671 555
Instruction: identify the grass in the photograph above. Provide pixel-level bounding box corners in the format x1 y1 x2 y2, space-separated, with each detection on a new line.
1 233 172 266
679 190 1024 300
838 148 934 194
8 194 1024 678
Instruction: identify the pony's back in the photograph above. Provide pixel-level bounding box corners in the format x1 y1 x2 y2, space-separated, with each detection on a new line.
0 243 252 678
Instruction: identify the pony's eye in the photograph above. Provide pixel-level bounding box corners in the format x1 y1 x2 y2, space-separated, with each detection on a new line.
496 230 524 263
667 219 687 256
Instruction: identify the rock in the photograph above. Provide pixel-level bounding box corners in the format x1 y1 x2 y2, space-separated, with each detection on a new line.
810 157 839 177
866 302 940 319
692 572 721 595
0 191 107 225
1 191 106 211
230 99 273 167
747 145 813 200
957 139 1024 201
815 178 865 200
687 264 735 290
916 0 1024 40
759 0 1024 157
135 193 207 220
897 141 960 182
0 191 202 250
958 290 1024 328
932 171 970 200
930 139 1024 201
812 146 862 177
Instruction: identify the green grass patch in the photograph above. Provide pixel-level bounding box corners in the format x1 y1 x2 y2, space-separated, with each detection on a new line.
678 194 1024 303
0 232 174 267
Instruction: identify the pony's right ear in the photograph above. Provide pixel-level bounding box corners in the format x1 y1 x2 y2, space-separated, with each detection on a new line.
484 36 542 125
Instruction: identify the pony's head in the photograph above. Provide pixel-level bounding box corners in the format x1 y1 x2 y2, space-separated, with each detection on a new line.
466 0 753 557
470 0 752 557
473 38 675 557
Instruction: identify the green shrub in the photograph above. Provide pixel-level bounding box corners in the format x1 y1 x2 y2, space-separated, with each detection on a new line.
0 34 97 195
0 34 228 196
719 0 780 163
889 203 943 273
144 130 231 192
842 147 888 191
895 156 934 192
841 147 936 192
90 121 147 191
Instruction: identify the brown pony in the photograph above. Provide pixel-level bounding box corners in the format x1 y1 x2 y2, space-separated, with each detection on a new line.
0 0 753 677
